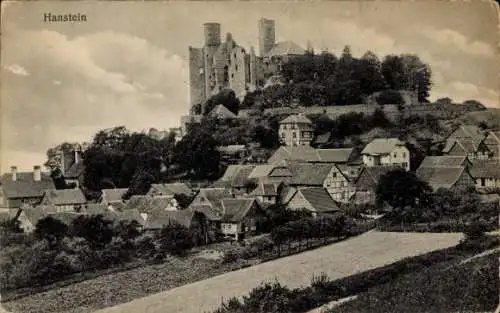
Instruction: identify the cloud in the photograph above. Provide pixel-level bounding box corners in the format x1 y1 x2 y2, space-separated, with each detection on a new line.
431 80 499 107
1 27 189 172
418 26 495 58
4 63 29 76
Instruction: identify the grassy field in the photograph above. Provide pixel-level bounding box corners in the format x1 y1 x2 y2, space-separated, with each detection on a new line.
329 249 499 313
456 108 500 129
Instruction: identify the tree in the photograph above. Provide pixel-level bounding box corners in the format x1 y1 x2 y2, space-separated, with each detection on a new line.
70 215 114 249
123 170 157 200
357 50 386 95
114 220 141 242
155 222 194 256
369 108 392 129
174 125 221 179
376 169 433 219
34 217 68 248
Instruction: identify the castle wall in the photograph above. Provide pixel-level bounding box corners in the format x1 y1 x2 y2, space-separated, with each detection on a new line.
229 46 248 100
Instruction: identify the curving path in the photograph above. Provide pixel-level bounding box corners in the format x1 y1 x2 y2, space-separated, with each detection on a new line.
94 231 463 313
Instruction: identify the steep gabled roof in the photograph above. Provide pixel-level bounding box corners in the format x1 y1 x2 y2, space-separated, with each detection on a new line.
418 156 470 168
280 114 312 125
265 41 306 57
217 165 256 188
208 104 237 119
22 205 58 227
42 189 87 206
221 198 257 223
65 162 85 179
289 163 334 186
447 125 484 141
248 165 275 179
117 209 146 226
416 166 468 190
442 139 485 154
0 172 55 199
354 166 401 190
296 188 340 213
361 138 406 155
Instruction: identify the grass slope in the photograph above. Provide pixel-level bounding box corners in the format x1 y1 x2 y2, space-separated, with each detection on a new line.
456 108 500 129
331 250 499 313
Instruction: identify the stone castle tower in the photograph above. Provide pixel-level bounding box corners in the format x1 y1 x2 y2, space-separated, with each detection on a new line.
188 18 306 112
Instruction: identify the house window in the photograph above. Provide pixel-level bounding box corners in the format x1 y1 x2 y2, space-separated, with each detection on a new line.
283 125 287 130
235 64 238 71
291 124 296 129
332 172 337 178
199 68 204 75
393 152 397 158
281 132 286 138
231 74 234 78
481 178 486 187
402 162 408 168
292 132 297 138
402 152 406 158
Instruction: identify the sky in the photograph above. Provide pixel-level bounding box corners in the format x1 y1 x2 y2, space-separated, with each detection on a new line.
1 0 499 172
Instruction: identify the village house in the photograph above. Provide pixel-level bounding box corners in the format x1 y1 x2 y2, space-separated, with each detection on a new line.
249 182 282 204
208 104 238 119
16 205 58 232
212 165 257 194
469 160 500 189
60 147 85 188
442 125 491 160
482 131 500 160
217 145 249 164
219 198 263 241
0 166 56 213
351 166 400 205
143 208 205 231
416 166 475 191
418 156 472 169
40 189 87 212
98 188 128 211
284 187 341 217
288 163 356 203
267 146 358 165
278 113 314 147
188 188 232 233
361 138 410 171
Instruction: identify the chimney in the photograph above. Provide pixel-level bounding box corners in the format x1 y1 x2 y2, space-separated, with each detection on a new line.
33 166 41 181
11 166 17 181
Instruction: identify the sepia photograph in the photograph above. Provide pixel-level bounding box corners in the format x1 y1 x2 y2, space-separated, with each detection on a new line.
0 1 499 313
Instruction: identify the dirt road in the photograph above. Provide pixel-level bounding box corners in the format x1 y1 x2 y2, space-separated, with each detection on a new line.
94 231 463 313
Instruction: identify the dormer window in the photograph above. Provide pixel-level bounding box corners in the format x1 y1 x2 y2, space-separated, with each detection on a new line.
199 68 204 74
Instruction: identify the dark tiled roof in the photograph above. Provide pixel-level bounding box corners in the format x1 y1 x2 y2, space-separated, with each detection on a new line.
0 172 55 199
148 183 193 197
416 166 468 190
268 147 355 165
354 166 401 190
22 205 58 227
221 198 256 223
469 160 500 179
144 209 195 229
419 156 470 168
361 138 405 155
297 187 340 213
448 125 484 141
42 189 87 206
191 204 223 221
217 165 256 188
289 163 333 186
65 162 85 178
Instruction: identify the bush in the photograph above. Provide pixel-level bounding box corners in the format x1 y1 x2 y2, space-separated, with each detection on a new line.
222 250 239 264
